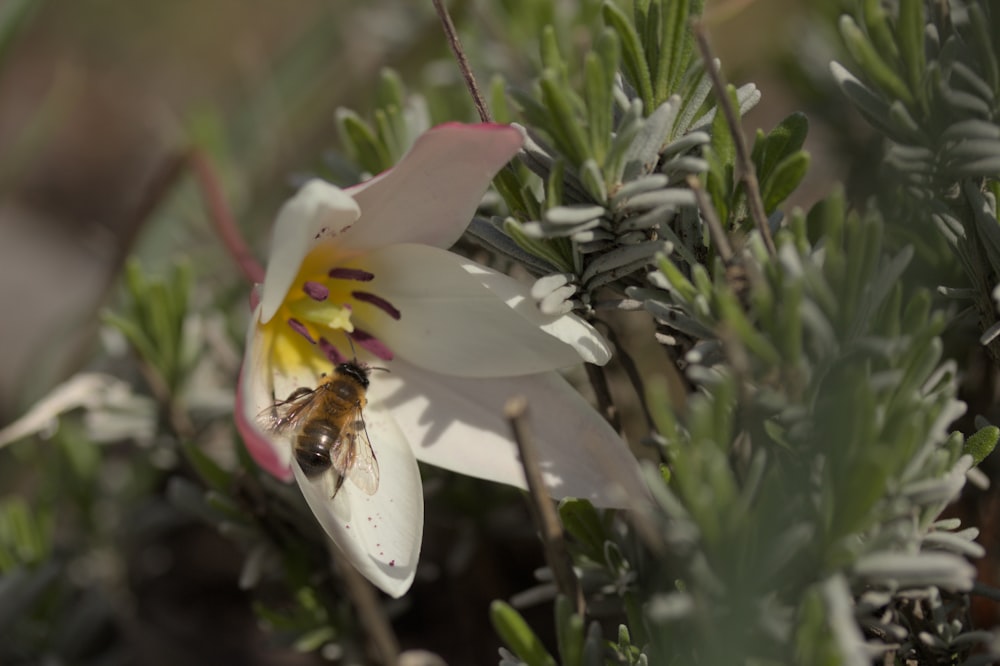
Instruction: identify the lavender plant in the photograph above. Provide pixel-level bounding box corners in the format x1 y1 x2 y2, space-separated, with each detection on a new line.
3 0 1000 664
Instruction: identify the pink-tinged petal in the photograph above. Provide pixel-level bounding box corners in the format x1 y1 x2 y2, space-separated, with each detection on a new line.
339 123 523 252
237 312 293 479
355 244 609 377
292 403 422 598
260 180 361 323
368 360 641 507
235 377 293 482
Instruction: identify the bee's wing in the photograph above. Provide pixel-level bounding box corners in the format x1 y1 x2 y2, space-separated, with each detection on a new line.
330 406 380 495
257 386 318 434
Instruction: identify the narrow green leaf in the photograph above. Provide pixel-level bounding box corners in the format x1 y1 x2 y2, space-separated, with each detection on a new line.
716 286 783 367
546 158 566 207
603 1 654 112
839 15 914 106
584 52 611 166
375 68 406 111
102 312 159 373
596 27 621 100
775 281 804 366
964 426 1000 466
656 255 698 301
374 108 401 162
582 621 604 666
896 0 925 101
830 62 894 135
493 166 530 218
490 601 557 666
336 110 391 175
756 112 809 182
861 0 900 66
643 0 662 101
540 70 590 166
540 25 564 75
490 75 512 125
504 219 574 272
750 128 766 172
709 85 737 166
555 595 585 666
559 499 607 562
762 151 810 213
579 158 607 203
658 0 693 103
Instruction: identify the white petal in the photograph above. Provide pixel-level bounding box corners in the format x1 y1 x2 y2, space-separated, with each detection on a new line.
461 260 611 366
260 180 360 323
292 403 423 598
340 123 523 252
358 244 609 377
368 359 640 507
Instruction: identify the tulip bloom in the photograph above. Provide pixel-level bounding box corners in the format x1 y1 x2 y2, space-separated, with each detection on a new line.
237 123 642 597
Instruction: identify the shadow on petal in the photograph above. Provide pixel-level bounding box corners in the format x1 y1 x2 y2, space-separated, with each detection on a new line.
368 360 641 507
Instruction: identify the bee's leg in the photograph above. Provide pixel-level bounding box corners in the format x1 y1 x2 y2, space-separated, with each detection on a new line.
330 473 346 499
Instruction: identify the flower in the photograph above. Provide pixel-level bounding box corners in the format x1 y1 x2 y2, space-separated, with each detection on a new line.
237 123 644 597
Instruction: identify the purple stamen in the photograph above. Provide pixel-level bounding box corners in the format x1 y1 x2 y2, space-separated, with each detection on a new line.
350 329 394 361
288 318 315 344
328 267 375 282
302 281 329 301
352 290 401 320
319 337 347 364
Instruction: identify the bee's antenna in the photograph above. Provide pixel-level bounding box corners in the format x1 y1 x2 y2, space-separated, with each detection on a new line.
341 332 390 373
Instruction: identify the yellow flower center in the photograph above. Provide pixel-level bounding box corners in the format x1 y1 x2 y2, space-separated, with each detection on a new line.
262 253 400 376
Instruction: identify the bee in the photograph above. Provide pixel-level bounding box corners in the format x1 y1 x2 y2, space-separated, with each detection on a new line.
264 361 379 497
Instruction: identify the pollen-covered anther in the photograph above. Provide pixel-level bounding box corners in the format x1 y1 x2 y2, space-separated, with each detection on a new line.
329 267 375 282
303 281 329 301
352 290 401 320
288 318 316 344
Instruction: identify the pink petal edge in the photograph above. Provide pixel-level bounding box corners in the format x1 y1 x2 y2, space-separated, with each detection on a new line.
344 122 523 195
339 123 523 252
234 374 294 482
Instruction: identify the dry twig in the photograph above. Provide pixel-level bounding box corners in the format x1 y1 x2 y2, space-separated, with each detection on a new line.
505 396 586 615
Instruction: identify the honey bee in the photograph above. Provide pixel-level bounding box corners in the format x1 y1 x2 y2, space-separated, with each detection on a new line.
264 361 379 497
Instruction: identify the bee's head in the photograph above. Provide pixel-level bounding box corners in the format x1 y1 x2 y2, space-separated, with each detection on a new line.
335 360 372 388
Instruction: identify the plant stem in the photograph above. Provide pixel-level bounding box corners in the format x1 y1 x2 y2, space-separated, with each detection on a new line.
691 21 776 257
189 149 266 285
431 0 492 123
505 396 586 616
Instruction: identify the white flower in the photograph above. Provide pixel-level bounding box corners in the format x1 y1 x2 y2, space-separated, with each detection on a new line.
237 123 642 597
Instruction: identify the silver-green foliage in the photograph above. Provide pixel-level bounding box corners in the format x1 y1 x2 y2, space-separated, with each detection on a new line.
475 0 778 317
641 192 996 662
831 0 1000 361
